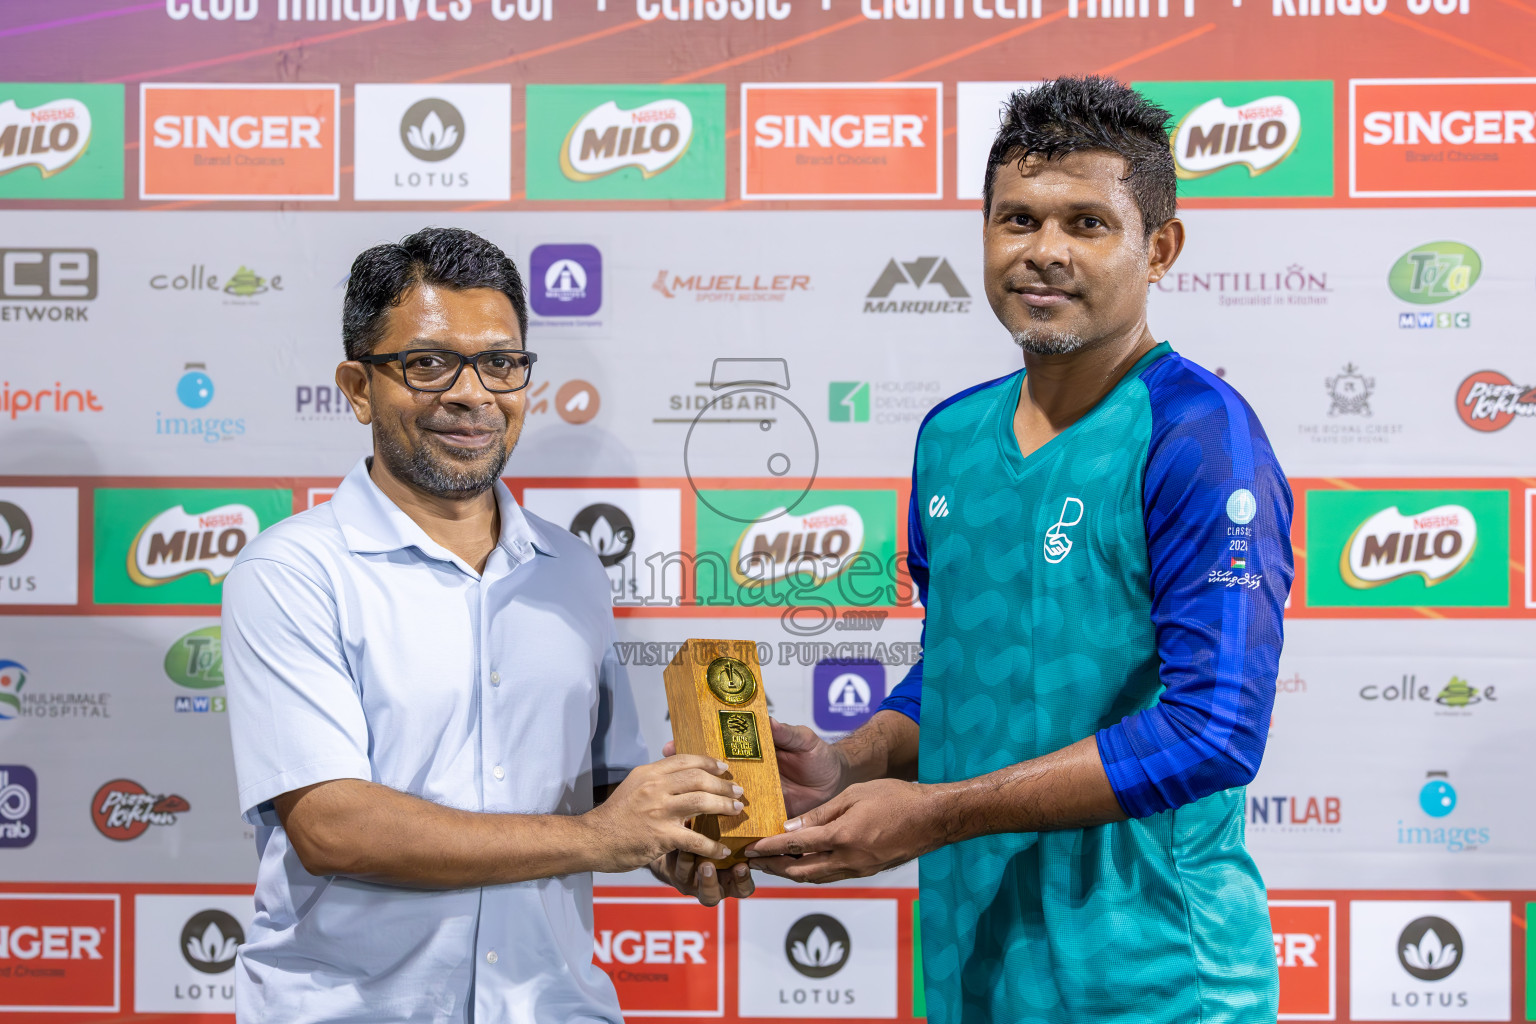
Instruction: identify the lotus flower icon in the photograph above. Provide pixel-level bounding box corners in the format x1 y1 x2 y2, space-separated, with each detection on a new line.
1402 928 1457 973
792 926 845 970
0 501 30 565
407 110 458 154
400 98 465 162
784 913 851 979
180 909 245 974
187 920 239 966
1397 915 1463 982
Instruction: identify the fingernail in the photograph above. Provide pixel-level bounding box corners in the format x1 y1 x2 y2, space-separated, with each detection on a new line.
716 760 728 772
744 850 761 858
783 818 802 832
735 863 748 877
717 846 732 859
732 785 744 798
701 863 714 878
732 800 743 813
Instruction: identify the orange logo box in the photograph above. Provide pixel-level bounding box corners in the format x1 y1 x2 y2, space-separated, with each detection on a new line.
742 83 942 200
592 897 721 1016
140 83 339 200
0 894 119 1013
1351 78 1536 198
1269 900 1334 1020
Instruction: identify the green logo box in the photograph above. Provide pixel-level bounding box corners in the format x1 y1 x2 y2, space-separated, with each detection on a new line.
93 488 291 606
0 83 124 199
912 901 926 1018
829 382 871 423
1304 489 1509 609
525 84 725 201
693 488 898 608
1131 80 1333 198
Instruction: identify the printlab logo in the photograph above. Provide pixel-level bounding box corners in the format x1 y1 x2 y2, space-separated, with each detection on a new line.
0 659 25 718
1455 370 1534 432
91 778 190 841
0 247 99 324
863 256 971 314
181 909 243 974
529 244 602 320
1389 241 1479 332
813 660 885 732
785 914 850 979
570 503 634 568
1043 497 1083 564
157 362 246 443
1398 916 1462 982
400 98 464 161
0 83 125 199
828 382 869 423
0 501 32 566
0 765 37 848
1247 793 1341 833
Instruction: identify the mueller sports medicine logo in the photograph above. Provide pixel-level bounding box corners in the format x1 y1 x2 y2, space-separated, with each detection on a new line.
1341 504 1475 588
1172 95 1302 178
91 779 190 841
0 248 98 324
0 98 91 180
653 269 810 302
863 257 970 314
128 504 258 587
742 83 942 200
141 83 339 200
1456 370 1535 432
562 98 693 181
1351 78 1536 198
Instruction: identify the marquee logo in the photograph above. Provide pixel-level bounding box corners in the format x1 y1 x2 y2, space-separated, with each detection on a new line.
730 504 867 586
1455 370 1535 432
91 779 189 841
562 99 693 181
128 504 257 587
1341 504 1475 589
1172 95 1302 178
0 99 91 180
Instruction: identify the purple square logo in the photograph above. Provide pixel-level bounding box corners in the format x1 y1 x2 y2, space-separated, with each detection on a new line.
0 765 37 848
529 244 602 318
813 660 885 732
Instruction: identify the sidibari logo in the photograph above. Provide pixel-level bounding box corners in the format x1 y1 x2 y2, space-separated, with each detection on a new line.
1387 241 1480 305
730 504 866 586
1341 504 1475 589
0 98 91 180
561 99 692 181
180 909 243 974
128 504 258 587
1172 95 1302 178
785 914 849 979
91 779 190 841
1455 370 1535 432
164 626 223 689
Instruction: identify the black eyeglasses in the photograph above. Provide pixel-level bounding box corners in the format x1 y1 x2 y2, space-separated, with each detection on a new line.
358 348 538 394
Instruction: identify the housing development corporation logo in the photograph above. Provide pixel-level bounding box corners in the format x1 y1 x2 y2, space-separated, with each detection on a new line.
1351 78 1536 198
91 779 190 841
0 765 37 848
0 83 124 198
863 256 970 314
742 83 942 200
1133 80 1333 198
526 84 725 200
1455 370 1535 432
354 84 511 201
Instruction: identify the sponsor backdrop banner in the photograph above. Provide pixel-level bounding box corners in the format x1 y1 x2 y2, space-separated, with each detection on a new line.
1 1 1532 1020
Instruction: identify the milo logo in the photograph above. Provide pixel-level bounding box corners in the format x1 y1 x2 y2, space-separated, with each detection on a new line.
1173 95 1302 178
1342 504 1475 589
1388 241 1481 305
560 99 693 181
128 504 258 586
0 98 91 180
730 504 865 586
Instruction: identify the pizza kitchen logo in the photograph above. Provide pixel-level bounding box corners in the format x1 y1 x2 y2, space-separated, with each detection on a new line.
1341 504 1474 589
1456 370 1535 432
127 504 259 587
91 779 190 841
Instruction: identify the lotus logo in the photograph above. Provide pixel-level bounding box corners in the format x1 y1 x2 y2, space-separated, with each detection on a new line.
400 98 465 162
560 99 693 182
1397 916 1462 981
1173 95 1301 178
0 99 91 180
181 909 244 974
1388 241 1481 305
0 502 32 566
730 504 866 586
1341 504 1476 589
785 913 850 979
128 504 259 587
0 660 26 719
569 503 634 568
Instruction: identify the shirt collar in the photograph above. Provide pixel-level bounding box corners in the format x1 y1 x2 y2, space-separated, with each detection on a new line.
328 457 559 565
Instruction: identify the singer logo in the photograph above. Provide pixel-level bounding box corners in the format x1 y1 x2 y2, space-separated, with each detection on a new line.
743 83 942 200
1351 78 1536 197
140 83 339 200
592 898 722 1016
1270 901 1334 1019
0 894 119 1012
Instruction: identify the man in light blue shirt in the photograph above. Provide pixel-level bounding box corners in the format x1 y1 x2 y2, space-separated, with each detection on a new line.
223 228 748 1024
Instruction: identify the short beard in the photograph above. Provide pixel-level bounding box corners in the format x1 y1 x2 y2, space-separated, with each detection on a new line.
376 427 512 500
1010 309 1088 355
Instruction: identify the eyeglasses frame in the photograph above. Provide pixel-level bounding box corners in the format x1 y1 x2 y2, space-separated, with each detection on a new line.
356 348 539 394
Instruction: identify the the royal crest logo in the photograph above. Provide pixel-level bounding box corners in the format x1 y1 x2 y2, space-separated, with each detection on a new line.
730 504 866 586
91 779 190 841
1342 504 1476 589
1326 363 1373 417
128 504 258 587
1172 95 1302 178
0 98 91 180
560 99 693 182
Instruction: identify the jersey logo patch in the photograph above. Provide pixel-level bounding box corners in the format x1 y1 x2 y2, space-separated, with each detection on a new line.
1043 497 1084 564
927 494 950 518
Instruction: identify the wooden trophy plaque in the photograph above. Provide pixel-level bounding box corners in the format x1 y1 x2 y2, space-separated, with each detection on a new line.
663 639 786 868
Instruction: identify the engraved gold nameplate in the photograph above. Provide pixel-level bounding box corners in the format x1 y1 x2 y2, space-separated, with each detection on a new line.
718 710 763 760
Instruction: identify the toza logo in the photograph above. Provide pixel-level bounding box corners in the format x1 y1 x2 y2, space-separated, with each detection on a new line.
128 504 259 587
400 98 464 162
180 909 243 974
0 98 91 181
1173 95 1302 178
785 914 849 979
561 99 692 181
1388 241 1481 305
1455 370 1535 432
164 626 224 690
1043 497 1083 564
1341 504 1475 589
1397 916 1461 982
1326 363 1373 417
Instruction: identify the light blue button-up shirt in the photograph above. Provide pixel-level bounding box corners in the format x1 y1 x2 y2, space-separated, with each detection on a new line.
223 457 647 1024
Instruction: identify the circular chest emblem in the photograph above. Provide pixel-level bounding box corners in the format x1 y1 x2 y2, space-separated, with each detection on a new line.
1226 488 1257 525
706 657 758 706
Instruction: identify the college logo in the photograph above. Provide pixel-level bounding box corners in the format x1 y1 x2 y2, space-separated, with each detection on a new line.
1042 497 1083 564
1358 673 1498 713
526 85 725 200
737 898 897 1018
1455 370 1534 432
0 487 80 606
1388 241 1480 305
91 779 190 841
741 83 942 200
0 766 37 848
1304 488 1507 609
93 488 290 606
353 84 510 201
1270 901 1335 1020
1133 80 1333 198
592 898 722 1016
180 910 242 974
812 660 885 731
1351 78 1536 198
863 256 971 314
529 244 602 319
140 83 339 200
0 894 120 1013
148 263 284 301
0 661 24 719
0 84 124 199
0 247 98 324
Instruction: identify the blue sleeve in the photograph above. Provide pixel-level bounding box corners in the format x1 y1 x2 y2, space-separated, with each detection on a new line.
1095 360 1294 819
876 474 928 725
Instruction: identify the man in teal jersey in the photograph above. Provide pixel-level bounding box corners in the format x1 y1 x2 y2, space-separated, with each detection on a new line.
750 76 1292 1023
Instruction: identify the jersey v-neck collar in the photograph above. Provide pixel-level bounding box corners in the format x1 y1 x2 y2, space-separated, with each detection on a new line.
994 341 1173 482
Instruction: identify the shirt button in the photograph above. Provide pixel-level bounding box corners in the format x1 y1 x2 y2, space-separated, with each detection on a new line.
490 671 500 686
486 950 498 964
492 765 505 781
